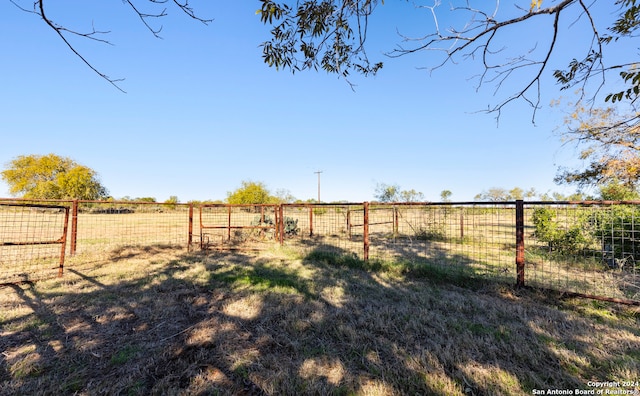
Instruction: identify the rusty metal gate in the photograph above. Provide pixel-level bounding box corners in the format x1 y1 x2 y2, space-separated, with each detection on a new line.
199 204 282 250
0 203 70 284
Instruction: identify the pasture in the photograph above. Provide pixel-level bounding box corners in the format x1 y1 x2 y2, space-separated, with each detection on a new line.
1 245 640 395
2 200 640 394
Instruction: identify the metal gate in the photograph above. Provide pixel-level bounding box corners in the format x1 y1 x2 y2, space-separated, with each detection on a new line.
0 203 70 284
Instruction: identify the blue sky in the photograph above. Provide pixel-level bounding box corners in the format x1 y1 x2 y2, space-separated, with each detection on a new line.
0 1 619 202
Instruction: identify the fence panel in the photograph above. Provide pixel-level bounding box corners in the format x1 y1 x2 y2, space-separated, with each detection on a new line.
524 202 640 302
361 203 516 282
0 203 69 283
1 198 638 304
200 204 279 250
70 201 192 260
282 204 366 258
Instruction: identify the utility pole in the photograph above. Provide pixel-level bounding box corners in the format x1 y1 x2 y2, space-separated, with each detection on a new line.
314 170 323 202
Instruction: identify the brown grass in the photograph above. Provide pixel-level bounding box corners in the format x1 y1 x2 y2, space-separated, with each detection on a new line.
1 245 640 395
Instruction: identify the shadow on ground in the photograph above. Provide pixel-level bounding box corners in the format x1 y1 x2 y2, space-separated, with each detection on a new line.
1 244 639 395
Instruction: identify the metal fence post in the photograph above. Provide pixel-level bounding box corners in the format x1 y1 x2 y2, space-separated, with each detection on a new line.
516 200 525 287
188 203 193 251
70 200 78 256
393 207 399 236
363 202 369 261
309 206 314 237
59 206 70 277
279 204 284 245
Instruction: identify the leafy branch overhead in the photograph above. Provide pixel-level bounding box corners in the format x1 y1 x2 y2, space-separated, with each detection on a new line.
257 0 384 81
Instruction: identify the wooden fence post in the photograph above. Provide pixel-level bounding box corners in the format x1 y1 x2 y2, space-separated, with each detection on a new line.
516 200 525 287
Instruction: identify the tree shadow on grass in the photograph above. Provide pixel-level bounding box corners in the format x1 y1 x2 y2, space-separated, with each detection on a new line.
1 244 639 395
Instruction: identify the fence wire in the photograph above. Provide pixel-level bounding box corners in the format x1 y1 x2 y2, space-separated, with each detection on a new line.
71 201 192 260
199 204 279 249
283 204 365 257
0 203 68 283
524 203 640 302
369 204 515 282
1 198 639 304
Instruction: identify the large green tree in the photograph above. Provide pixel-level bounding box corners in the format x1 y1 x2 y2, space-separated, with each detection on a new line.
1 154 108 200
16 1 639 121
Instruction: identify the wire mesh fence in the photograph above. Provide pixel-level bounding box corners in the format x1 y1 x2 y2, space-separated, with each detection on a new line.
1 198 639 304
0 202 69 283
199 204 279 250
283 204 366 257
366 203 516 282
71 201 192 260
523 202 640 302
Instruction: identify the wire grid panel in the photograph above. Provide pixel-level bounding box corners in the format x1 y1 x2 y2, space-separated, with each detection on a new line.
0 203 68 283
71 201 191 259
200 205 279 249
283 204 365 257
525 203 640 301
366 204 516 281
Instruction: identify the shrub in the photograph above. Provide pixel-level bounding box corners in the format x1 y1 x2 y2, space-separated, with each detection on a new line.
283 217 299 236
414 224 446 241
531 207 589 254
589 206 640 268
250 215 299 237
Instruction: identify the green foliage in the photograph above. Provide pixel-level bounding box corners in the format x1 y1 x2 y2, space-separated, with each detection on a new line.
589 205 640 267
312 207 327 215
374 183 400 202
258 0 383 79
414 225 446 242
531 208 589 254
283 216 299 236
226 180 279 204
136 197 157 203
400 189 425 202
374 182 424 202
1 153 108 200
250 214 299 236
163 196 179 210
598 180 640 201
533 203 640 268
440 190 452 202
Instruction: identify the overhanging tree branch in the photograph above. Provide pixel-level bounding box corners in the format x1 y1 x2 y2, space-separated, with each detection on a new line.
12 0 212 92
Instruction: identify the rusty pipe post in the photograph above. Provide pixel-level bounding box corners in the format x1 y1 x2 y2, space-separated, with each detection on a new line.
70 200 78 256
227 205 232 241
516 200 525 287
59 206 70 277
188 203 193 250
363 202 369 261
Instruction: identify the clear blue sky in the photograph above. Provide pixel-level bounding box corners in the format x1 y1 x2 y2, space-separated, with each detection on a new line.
0 1 618 202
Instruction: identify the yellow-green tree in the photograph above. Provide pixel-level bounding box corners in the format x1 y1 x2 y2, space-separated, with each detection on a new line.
226 181 279 204
1 154 108 200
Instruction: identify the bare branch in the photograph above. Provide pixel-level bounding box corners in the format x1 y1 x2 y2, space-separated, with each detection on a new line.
12 0 212 91
33 0 126 92
388 0 586 122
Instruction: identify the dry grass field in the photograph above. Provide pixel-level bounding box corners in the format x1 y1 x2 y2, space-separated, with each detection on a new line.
2 245 639 395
